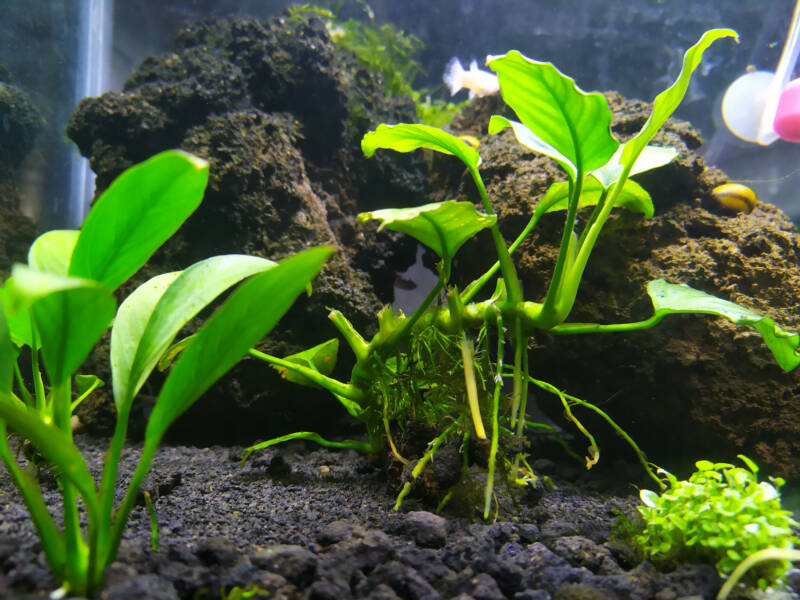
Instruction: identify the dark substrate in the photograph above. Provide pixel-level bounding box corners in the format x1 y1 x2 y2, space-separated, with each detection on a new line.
2 435 797 600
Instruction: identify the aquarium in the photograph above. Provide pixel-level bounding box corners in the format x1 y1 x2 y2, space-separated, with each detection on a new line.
1 1 800 599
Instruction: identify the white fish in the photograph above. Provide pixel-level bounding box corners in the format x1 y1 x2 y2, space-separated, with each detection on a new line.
442 57 500 99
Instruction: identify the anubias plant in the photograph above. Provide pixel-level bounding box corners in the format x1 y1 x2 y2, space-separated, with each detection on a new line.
0 150 332 597
634 456 798 591
243 29 800 517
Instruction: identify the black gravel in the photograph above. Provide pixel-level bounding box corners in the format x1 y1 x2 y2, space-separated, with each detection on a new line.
0 435 794 600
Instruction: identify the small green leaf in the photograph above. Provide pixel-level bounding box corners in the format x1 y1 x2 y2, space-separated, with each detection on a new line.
647 279 800 372
7 265 116 384
75 374 104 396
592 144 678 188
359 201 496 261
145 246 333 444
621 29 737 168
488 115 575 179
487 51 619 174
111 255 275 415
271 339 339 388
537 177 653 219
27 230 80 275
361 123 480 170
69 150 209 291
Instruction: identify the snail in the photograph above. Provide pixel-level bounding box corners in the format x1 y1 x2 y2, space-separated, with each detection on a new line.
711 183 758 214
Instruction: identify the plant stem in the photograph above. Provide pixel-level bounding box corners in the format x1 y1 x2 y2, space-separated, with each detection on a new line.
460 331 486 440
461 210 543 304
468 166 523 305
539 174 584 328
13 362 33 406
393 418 461 511
483 311 504 520
52 378 87 593
247 349 365 401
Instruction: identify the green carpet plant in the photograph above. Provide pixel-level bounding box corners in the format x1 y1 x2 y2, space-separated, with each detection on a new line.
635 456 799 591
0 150 332 596
243 27 800 520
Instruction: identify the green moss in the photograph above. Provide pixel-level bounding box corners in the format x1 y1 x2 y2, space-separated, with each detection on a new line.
288 3 466 126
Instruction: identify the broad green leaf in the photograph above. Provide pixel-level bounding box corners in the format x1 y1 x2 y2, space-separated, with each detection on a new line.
272 338 339 388
361 123 480 170
27 230 80 275
621 29 737 167
69 150 209 291
7 265 116 384
145 246 333 444
592 144 678 188
359 201 496 261
111 272 179 407
0 394 98 516
112 255 276 413
536 177 653 218
647 279 800 372
488 115 576 179
487 51 619 173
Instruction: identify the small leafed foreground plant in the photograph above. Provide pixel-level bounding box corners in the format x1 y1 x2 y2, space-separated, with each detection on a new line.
242 26 800 521
628 456 799 596
0 150 332 597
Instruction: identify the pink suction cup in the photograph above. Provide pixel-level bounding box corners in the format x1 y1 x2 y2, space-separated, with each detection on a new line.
774 78 800 142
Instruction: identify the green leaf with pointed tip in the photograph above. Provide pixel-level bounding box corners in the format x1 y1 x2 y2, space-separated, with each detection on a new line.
6 265 116 384
112 255 276 415
361 123 480 170
0 394 98 515
621 29 737 167
487 51 619 174
592 144 678 188
145 246 333 444
537 177 653 219
75 374 104 396
28 230 80 275
69 150 209 291
647 279 800 372
488 115 576 179
359 201 496 261
271 339 339 388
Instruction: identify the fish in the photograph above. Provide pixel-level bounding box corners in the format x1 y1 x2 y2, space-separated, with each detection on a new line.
711 183 758 214
443 57 499 99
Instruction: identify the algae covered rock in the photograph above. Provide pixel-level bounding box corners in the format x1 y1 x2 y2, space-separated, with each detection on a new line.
66 14 423 442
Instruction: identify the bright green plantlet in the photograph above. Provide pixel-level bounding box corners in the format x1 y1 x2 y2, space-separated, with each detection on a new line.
634 456 798 589
268 338 339 388
0 150 333 597
245 29 797 522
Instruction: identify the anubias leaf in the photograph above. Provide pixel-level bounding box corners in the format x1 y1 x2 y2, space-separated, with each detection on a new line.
359 201 496 261
647 279 800 372
536 177 654 219
271 339 339 388
361 123 480 171
487 51 618 175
